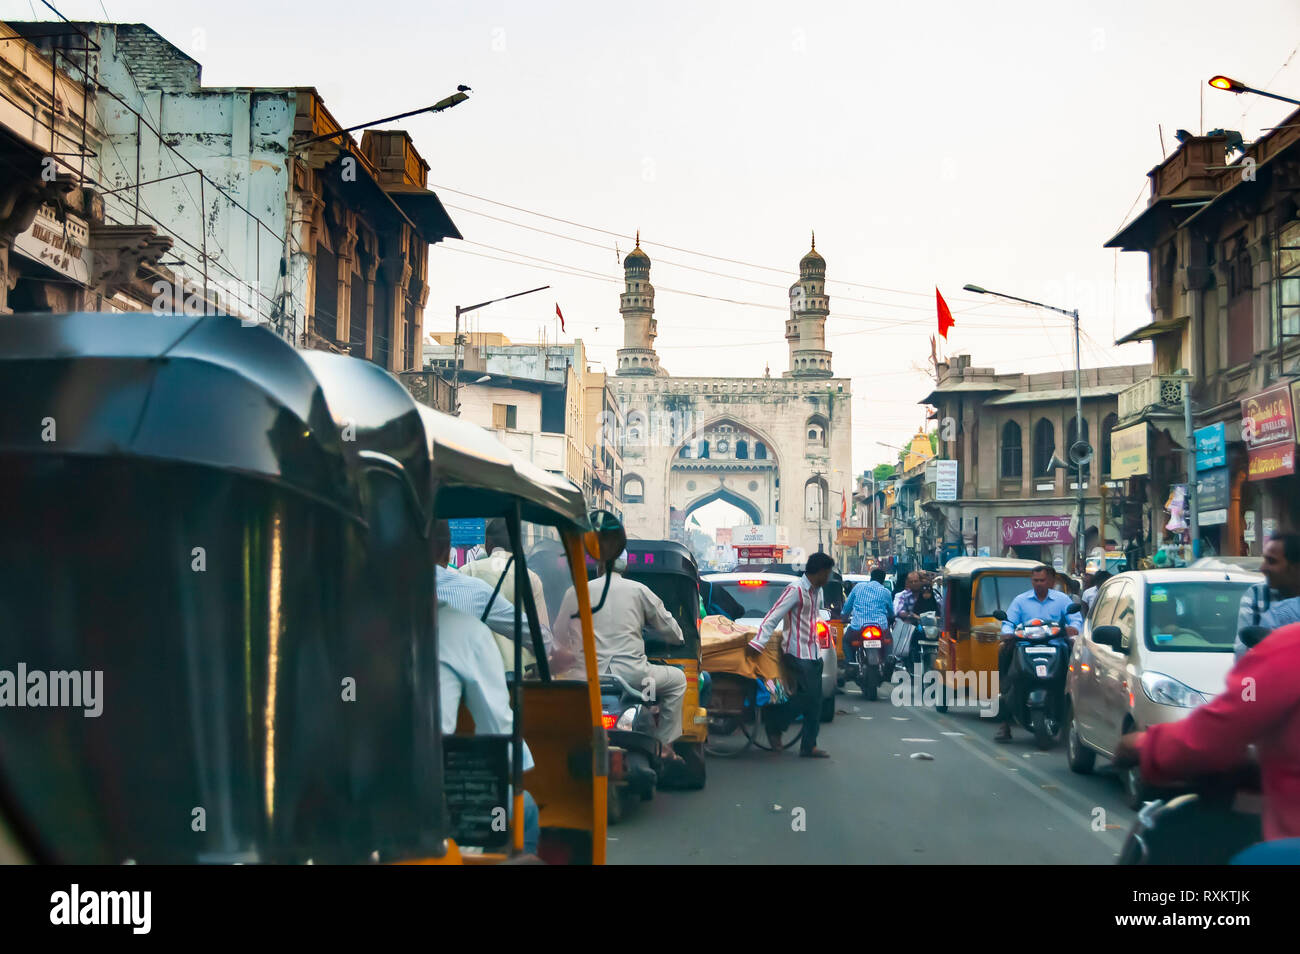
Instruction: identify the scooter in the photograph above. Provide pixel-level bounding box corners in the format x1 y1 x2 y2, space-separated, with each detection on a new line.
1119 768 1263 864
599 672 661 824
844 623 892 701
992 603 1080 750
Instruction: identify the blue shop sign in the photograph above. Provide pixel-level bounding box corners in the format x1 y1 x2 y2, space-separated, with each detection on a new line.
1195 422 1226 471
449 518 486 547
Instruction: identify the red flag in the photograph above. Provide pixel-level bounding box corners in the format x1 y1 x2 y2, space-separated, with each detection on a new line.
840 492 847 527
555 302 565 332
936 288 955 339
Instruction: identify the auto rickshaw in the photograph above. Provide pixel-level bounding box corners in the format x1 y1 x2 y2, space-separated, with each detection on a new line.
623 540 707 790
407 401 610 865
930 557 1043 712
0 312 445 863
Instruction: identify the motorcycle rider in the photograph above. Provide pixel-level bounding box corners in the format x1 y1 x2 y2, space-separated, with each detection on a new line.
1235 532 1300 659
841 567 895 679
993 565 1082 743
552 551 688 770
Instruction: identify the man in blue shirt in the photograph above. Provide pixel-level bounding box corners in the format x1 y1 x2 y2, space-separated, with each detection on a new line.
994 564 1082 742
842 568 895 634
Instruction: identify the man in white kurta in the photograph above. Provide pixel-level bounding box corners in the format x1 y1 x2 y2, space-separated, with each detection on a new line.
553 564 687 750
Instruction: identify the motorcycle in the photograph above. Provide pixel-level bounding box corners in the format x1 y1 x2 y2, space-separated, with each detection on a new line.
599 672 661 824
844 623 892 701
992 602 1081 749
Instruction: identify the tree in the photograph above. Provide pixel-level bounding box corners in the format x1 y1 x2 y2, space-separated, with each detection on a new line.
872 463 896 481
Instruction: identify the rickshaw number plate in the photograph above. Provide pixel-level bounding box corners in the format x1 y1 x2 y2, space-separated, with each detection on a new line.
863 639 882 648
1035 665 1048 677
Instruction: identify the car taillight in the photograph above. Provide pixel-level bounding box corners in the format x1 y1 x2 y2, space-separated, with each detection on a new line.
816 621 831 648
737 580 766 587
601 713 617 730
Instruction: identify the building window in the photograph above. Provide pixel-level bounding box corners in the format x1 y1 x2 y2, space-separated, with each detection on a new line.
735 439 748 459
1067 415 1091 479
622 474 644 503
679 444 692 459
1033 418 1056 476
492 403 518 429
755 442 767 459
699 440 710 459
1100 412 1118 478
804 476 828 521
805 414 828 448
1001 421 1023 478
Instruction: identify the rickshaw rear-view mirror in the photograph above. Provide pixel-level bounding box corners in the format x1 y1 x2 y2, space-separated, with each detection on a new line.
1066 602 1083 615
991 609 1008 622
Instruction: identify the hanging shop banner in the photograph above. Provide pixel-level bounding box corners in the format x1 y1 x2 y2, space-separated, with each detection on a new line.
1000 515 1073 547
1195 422 1226 471
1196 466 1229 526
1110 423 1149 479
1242 384 1296 480
448 518 485 547
935 459 958 501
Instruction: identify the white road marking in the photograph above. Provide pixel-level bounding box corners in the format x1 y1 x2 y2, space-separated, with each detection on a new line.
901 738 937 742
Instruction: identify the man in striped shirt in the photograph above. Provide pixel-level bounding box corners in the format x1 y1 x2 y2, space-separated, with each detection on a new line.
749 552 836 758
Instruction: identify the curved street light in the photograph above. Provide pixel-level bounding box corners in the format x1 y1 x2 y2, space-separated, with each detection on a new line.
1207 75 1300 107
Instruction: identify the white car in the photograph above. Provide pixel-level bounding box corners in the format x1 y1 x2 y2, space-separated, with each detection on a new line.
1064 568 1262 808
700 571 838 722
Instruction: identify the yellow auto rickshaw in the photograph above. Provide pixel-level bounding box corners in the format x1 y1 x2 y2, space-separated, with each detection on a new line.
931 557 1043 712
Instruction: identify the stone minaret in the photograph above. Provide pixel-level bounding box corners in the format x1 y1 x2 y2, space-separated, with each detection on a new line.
786 233 833 378
616 232 661 376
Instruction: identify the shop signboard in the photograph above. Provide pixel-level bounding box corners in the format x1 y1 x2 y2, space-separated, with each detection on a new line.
1196 467 1229 527
1110 423 1149 479
1242 384 1296 480
1000 515 1073 547
1195 422 1226 471
935 460 958 501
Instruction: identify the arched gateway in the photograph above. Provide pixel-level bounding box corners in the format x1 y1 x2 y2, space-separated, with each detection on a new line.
611 236 853 556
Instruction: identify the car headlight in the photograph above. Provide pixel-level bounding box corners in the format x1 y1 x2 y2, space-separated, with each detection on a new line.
616 706 641 731
1139 671 1207 708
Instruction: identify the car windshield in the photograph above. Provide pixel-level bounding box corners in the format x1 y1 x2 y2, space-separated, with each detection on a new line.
973 574 1032 619
1144 581 1252 653
707 579 796 620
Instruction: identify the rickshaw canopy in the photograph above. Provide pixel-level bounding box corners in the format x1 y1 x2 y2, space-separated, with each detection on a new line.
415 404 588 530
0 312 362 521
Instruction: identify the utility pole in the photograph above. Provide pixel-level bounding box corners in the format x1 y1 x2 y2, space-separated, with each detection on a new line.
1183 372 1201 559
451 285 549 413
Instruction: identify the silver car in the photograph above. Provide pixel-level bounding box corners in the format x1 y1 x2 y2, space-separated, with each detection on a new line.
701 571 838 722
1064 568 1261 808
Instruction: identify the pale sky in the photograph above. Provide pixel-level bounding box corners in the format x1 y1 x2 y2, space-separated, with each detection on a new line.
13 0 1300 484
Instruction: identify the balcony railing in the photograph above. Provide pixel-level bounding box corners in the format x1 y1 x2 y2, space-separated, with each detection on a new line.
1117 374 1186 422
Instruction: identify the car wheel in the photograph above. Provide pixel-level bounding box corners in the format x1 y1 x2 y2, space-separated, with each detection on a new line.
1065 703 1095 774
820 695 835 722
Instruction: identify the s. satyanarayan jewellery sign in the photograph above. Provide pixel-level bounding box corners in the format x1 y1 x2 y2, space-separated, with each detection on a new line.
1110 423 1149 479
1001 515 1074 547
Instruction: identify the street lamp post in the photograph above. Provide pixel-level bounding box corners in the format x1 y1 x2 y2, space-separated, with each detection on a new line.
1208 75 1300 108
451 285 550 413
964 283 1088 573
293 88 473 149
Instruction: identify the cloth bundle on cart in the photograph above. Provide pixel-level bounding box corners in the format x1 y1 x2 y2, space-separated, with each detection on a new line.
700 615 790 703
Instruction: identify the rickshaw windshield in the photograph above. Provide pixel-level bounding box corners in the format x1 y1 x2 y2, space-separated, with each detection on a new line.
626 574 700 644
973 574 1032 619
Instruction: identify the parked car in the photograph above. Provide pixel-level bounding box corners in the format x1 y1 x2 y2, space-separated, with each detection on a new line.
1064 568 1262 808
700 571 838 721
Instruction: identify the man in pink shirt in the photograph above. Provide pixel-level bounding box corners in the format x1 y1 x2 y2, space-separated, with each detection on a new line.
1115 622 1300 841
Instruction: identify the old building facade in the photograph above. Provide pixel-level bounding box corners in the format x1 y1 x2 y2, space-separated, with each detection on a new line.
1106 115 1300 556
15 21 459 386
920 354 1150 569
613 238 853 554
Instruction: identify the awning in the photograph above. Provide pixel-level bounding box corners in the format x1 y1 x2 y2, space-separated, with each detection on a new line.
984 383 1132 406
919 381 1015 405
1116 315 1188 345
383 183 462 244
1104 194 1214 251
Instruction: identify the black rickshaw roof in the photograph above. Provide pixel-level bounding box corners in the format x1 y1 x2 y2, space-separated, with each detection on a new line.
299 351 434 527
0 312 362 520
625 539 699 578
414 404 589 530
